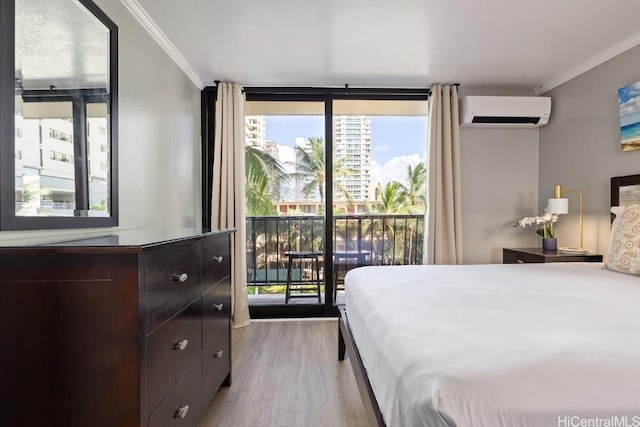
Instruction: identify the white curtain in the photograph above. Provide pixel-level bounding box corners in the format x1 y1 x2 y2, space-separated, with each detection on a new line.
424 84 463 265
212 82 251 328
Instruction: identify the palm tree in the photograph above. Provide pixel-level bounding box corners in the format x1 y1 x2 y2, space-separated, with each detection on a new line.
290 137 352 210
292 137 325 203
370 181 405 264
245 145 289 216
403 162 427 213
373 181 407 214
16 181 49 215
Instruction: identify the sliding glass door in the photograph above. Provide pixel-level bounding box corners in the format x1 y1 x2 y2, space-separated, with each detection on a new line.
331 100 428 305
244 101 328 311
216 88 431 317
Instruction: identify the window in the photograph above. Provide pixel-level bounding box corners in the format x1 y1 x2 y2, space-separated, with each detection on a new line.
244 102 325 216
50 150 74 163
49 129 72 142
332 100 428 213
13 99 110 219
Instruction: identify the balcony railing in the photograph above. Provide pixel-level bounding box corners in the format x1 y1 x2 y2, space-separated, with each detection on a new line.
246 214 424 288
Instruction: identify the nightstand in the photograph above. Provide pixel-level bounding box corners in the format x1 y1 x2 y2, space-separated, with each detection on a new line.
503 248 603 264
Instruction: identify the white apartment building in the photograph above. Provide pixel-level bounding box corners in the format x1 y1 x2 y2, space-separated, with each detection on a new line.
333 115 371 202
245 115 266 147
245 116 278 159
15 104 109 216
262 140 279 159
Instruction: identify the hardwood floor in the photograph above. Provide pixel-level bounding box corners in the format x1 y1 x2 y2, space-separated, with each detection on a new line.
199 319 368 427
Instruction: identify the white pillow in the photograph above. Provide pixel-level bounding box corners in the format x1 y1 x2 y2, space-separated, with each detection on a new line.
611 206 626 217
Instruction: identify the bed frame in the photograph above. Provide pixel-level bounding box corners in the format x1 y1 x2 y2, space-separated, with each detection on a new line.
338 305 386 427
611 173 640 210
338 173 640 427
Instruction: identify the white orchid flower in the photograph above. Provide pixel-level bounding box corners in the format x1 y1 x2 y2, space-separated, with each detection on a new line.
513 206 559 238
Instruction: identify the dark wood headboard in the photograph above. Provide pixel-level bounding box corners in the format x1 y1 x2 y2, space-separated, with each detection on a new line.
611 174 640 222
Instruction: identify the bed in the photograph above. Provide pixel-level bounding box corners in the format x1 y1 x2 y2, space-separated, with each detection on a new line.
337 173 640 427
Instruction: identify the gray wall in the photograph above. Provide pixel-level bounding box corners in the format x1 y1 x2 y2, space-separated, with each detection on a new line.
539 44 640 255
0 0 202 243
459 87 540 264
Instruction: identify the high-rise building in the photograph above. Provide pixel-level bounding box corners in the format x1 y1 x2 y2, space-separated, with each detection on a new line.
15 109 109 216
262 140 279 159
245 115 266 147
333 115 371 202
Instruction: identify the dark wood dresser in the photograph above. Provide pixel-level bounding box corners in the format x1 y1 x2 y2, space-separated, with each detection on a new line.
0 229 234 427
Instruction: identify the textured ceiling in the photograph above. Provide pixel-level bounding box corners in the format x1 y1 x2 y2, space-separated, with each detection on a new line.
132 0 640 91
17 0 109 90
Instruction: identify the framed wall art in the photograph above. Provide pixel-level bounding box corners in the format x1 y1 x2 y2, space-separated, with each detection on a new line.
618 81 640 152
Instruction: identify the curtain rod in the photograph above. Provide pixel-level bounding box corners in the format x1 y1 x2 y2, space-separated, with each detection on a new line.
212 81 430 96
210 82 462 99
213 81 460 92
242 86 431 96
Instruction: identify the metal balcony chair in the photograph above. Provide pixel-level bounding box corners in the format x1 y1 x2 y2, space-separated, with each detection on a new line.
333 248 371 302
284 250 323 304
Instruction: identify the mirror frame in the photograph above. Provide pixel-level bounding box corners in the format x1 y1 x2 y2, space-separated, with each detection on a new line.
0 0 118 230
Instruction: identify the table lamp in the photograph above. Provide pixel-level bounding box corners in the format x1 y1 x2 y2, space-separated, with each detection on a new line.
548 184 585 253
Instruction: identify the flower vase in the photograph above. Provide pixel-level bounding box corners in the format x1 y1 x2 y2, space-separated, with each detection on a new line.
542 237 557 251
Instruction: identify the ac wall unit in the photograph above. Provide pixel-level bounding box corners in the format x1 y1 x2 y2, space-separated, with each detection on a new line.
460 96 551 128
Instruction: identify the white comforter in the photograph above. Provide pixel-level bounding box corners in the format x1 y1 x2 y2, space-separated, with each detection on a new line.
345 263 640 427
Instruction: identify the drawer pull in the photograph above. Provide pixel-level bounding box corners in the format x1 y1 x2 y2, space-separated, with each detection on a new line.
213 350 224 359
212 256 224 263
213 303 224 311
517 259 525 264
173 339 189 351
172 273 188 283
174 405 190 419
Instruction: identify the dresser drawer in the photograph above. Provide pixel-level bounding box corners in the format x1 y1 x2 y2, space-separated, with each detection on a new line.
146 299 202 415
202 279 231 345
503 250 544 264
145 241 202 332
202 326 231 400
202 235 231 291
148 357 203 427
0 254 111 281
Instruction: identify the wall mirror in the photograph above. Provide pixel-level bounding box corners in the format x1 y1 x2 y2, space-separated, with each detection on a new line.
0 0 118 230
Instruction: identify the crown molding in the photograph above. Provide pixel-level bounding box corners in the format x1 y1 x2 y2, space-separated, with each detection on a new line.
539 31 640 94
119 0 205 89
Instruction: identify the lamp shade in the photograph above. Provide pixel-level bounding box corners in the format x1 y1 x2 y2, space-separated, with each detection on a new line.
548 198 569 214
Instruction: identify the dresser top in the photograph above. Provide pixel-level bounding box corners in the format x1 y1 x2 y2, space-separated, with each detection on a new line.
0 228 235 254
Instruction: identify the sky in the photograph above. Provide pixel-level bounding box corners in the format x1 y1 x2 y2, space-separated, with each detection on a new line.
265 115 428 189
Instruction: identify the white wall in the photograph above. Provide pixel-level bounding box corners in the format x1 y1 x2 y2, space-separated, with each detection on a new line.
0 0 202 244
539 44 640 256
458 87 540 264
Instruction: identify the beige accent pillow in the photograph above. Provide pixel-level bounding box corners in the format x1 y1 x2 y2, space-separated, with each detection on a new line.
605 204 640 275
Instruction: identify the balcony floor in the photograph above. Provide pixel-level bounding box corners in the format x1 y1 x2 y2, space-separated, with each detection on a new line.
248 291 346 306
